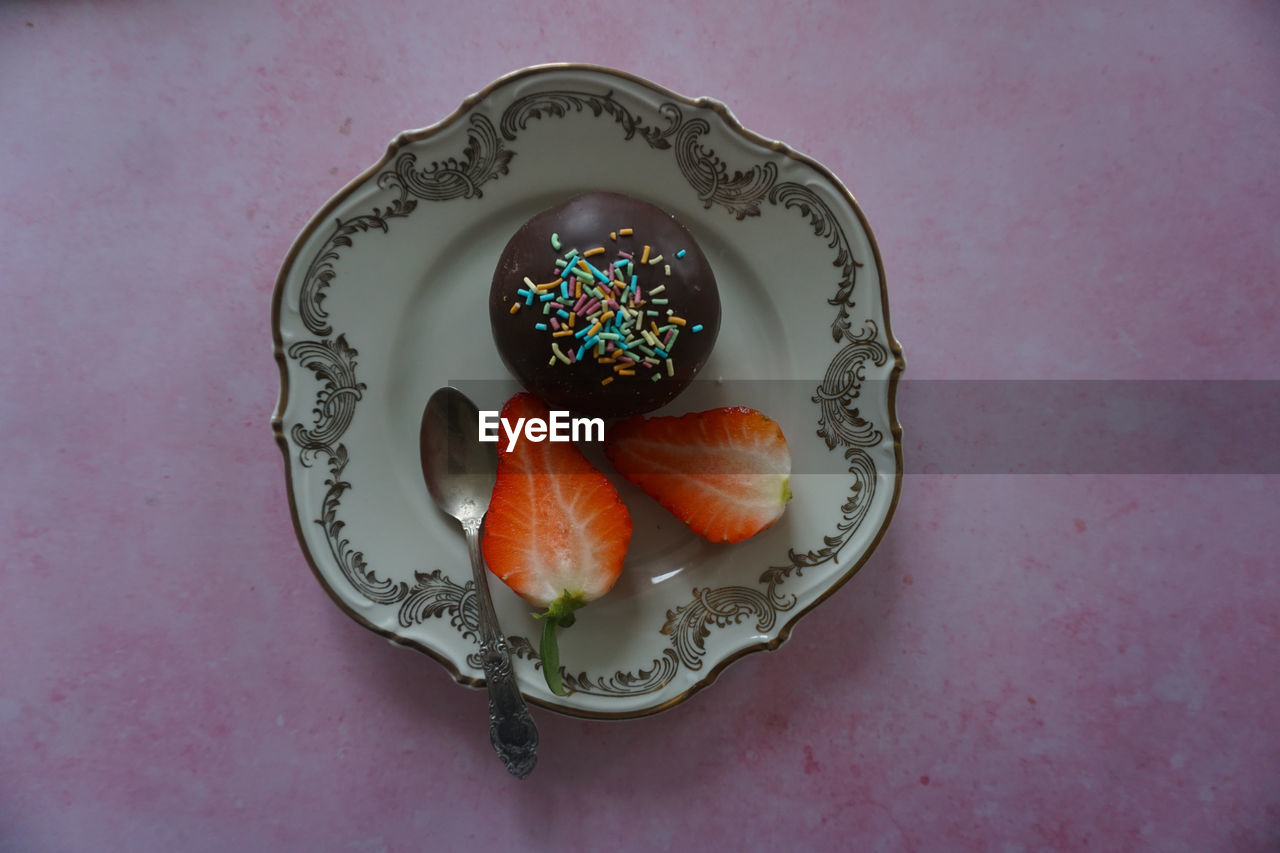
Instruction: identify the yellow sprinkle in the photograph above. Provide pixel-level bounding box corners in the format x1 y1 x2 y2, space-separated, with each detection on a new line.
651 321 661 336
578 260 592 274
666 358 674 376
640 245 651 264
583 247 605 257
536 280 560 291
620 228 633 236
575 280 581 299
548 355 557 366
601 376 614 386
617 369 636 376
553 329 574 337
598 357 617 364
587 322 602 336
600 311 614 323
669 316 687 326
649 254 663 265
610 232 617 241
568 312 576 327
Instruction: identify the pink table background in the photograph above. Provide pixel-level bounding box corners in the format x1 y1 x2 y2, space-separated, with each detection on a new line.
3 1 1278 850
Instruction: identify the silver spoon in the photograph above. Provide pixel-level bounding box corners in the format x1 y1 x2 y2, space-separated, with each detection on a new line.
420 386 538 778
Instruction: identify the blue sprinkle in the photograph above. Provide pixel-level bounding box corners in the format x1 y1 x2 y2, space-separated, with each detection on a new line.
574 327 590 338
560 282 569 299
691 324 704 333
676 249 687 258
575 345 585 360
556 309 570 320
585 335 600 349
534 323 548 331
539 293 555 302
654 347 668 358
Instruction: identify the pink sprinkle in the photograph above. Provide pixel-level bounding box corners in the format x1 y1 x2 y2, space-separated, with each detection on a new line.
663 330 674 346
606 342 615 352
550 317 561 330
567 347 577 363
606 299 619 311
573 294 587 312
618 251 632 259
618 355 635 365
584 298 601 315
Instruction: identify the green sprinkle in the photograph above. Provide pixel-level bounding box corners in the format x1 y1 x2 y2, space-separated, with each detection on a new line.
556 259 568 268
551 233 561 251
666 358 674 376
651 373 662 382
651 298 669 305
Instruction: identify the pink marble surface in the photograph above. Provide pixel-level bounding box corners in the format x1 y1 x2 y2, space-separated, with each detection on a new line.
3 1 1278 850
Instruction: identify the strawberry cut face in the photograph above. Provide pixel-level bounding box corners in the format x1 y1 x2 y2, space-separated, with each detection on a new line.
605 407 793 544
479 393 633 696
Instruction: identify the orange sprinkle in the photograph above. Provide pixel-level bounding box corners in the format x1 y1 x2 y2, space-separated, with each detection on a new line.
601 377 614 386
575 280 581 299
536 280 560 291
509 303 520 315
651 321 660 336
577 260 592 274
640 245 651 264
600 311 615 323
597 357 616 364
617 369 636 376
552 329 574 337
669 316 687 326
619 228 633 236
583 247 605 257
568 312 576 327
587 322 602 336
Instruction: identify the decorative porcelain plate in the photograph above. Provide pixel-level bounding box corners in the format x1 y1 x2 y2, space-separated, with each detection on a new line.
272 65 904 719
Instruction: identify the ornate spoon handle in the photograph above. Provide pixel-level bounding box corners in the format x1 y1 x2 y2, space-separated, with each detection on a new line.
464 521 538 778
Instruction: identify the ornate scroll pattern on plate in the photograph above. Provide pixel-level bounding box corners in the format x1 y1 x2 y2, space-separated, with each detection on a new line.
289 88 891 695
290 115 511 606
398 570 479 639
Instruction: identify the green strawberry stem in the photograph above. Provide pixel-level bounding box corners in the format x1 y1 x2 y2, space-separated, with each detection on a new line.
533 591 587 696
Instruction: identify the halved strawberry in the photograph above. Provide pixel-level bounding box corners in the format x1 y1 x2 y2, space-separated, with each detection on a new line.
605 407 792 543
481 393 632 695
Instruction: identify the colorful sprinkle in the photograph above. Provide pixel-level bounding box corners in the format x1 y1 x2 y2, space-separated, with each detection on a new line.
640 245 651 264
676 249 686 258
601 376 614 386
649 254 663 265
619 228 633 236
666 358 675 376
610 231 617 241
551 343 571 364
509 303 520 315
691 324 703 333
535 322 548 331
583 247 605 257
651 373 662 382
669 316 687 326
551 233 562 250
